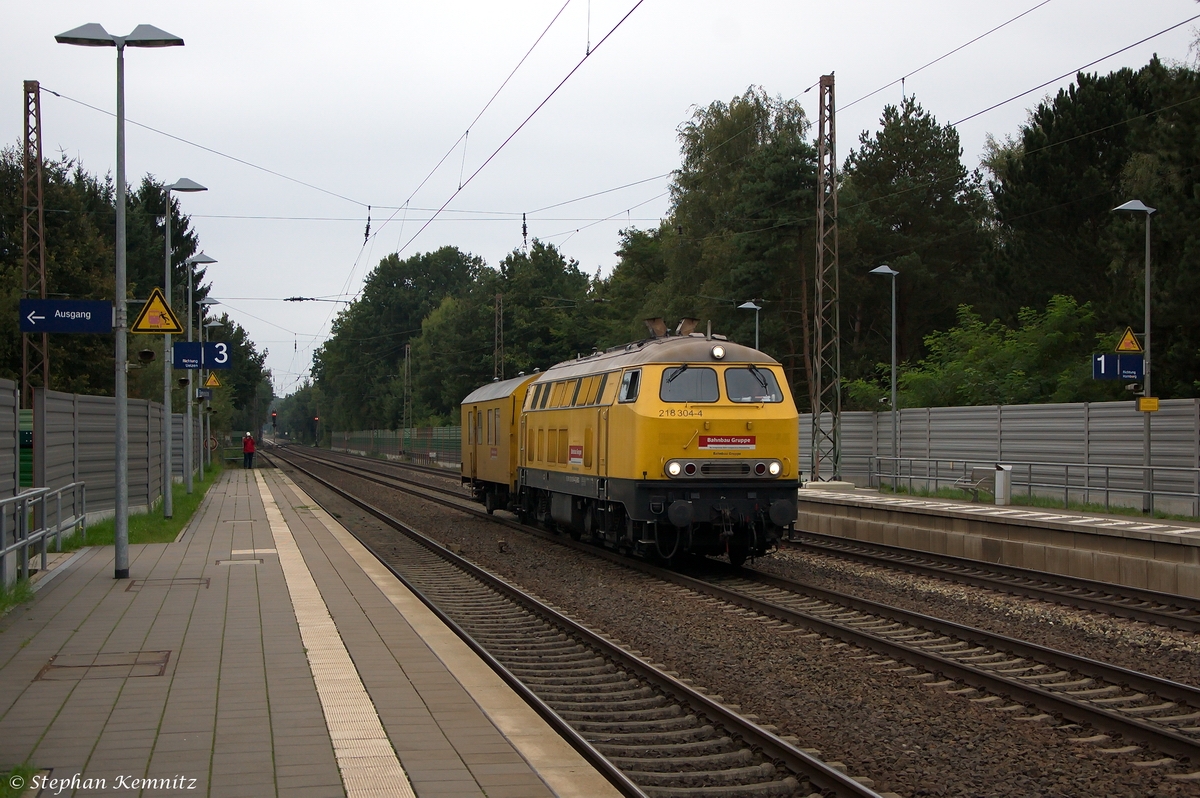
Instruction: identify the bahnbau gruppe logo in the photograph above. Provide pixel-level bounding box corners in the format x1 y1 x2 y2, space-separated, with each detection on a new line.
698 435 756 450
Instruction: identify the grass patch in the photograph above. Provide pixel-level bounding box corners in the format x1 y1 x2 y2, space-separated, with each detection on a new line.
0 579 34 616
878 482 1197 522
63 463 224 551
0 764 38 797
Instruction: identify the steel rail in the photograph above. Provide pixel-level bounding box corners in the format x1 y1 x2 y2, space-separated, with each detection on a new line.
268 445 1200 762
264 447 885 798
785 530 1200 632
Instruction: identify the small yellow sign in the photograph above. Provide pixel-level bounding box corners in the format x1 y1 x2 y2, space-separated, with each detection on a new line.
204 373 221 388
131 287 184 334
1137 397 1159 412
1115 327 1143 353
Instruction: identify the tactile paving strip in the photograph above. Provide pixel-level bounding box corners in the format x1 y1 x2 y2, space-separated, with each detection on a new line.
253 470 415 798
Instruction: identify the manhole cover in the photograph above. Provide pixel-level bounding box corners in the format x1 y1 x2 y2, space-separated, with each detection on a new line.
36 650 170 681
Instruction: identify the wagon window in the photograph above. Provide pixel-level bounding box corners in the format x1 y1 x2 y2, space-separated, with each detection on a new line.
467 410 474 444
660 366 718 403
618 369 641 403
725 366 784 403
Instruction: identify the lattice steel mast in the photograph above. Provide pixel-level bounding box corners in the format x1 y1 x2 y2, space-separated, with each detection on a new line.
22 80 49 408
493 293 504 380
811 74 842 481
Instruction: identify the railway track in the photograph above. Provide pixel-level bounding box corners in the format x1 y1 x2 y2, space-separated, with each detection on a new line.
264 446 886 798
784 531 1200 633
269 444 1200 773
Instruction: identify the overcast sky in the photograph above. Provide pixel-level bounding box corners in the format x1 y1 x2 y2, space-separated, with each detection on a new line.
3 1 1197 398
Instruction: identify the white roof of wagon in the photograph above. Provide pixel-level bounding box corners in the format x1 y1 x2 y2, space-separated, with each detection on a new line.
461 373 539 405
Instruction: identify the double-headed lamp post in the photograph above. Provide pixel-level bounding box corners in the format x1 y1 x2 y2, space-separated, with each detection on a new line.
870 265 900 480
162 179 206 519
1112 199 1156 513
737 301 762 350
184 252 217 494
56 23 184 579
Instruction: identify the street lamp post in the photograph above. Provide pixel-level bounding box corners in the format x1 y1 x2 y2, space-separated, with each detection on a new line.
870 265 900 484
1113 200 1156 513
161 178 205 518
183 252 216 494
56 23 184 579
737 301 762 350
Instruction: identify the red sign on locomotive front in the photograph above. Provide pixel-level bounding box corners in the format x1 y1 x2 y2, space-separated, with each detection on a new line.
698 435 756 450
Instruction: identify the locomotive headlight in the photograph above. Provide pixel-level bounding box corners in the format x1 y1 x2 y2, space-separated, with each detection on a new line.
666 461 682 477
768 461 782 476
711 345 726 360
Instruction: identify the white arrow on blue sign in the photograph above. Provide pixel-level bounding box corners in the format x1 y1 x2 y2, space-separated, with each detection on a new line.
19 299 113 333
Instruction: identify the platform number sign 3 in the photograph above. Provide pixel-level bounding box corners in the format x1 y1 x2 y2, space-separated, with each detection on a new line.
204 341 232 369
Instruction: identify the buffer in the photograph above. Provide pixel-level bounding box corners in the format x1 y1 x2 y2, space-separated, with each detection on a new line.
132 287 184 334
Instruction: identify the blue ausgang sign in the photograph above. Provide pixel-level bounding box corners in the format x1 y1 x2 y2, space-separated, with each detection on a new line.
19 300 112 333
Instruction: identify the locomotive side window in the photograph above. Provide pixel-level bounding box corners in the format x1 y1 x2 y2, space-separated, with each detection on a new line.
594 373 610 404
539 384 551 409
660 366 719 402
528 384 543 410
467 410 474 444
598 372 617 404
618 369 641 403
568 379 582 406
725 366 784 403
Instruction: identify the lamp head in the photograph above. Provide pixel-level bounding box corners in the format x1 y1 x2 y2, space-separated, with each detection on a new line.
186 252 218 266
1112 200 1156 215
167 178 206 193
56 23 183 48
870 265 899 276
737 301 761 311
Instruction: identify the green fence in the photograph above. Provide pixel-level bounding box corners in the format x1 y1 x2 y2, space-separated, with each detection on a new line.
332 428 461 468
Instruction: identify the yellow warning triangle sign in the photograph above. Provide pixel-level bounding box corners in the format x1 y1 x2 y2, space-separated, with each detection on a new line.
1115 327 1143 353
204 372 221 388
131 287 184 334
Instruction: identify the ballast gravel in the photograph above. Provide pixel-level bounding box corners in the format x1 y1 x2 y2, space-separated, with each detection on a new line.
288 462 1200 798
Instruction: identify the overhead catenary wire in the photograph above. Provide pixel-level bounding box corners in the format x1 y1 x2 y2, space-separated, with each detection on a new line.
385 0 648 258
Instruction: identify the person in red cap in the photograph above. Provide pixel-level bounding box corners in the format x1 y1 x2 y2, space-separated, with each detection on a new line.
242 432 256 469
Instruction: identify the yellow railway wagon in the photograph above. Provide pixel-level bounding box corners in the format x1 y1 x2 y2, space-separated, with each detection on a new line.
461 330 800 565
461 373 539 513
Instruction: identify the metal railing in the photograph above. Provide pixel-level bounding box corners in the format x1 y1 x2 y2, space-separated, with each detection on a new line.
869 456 1200 517
0 482 87 586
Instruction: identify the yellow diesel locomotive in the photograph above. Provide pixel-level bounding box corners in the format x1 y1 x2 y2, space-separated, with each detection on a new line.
461 325 800 564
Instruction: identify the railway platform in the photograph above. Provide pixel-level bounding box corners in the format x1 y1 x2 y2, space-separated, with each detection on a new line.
0 467 624 798
796 485 1200 599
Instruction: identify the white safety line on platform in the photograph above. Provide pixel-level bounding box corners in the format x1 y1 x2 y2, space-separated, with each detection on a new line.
253 470 416 798
274 473 624 798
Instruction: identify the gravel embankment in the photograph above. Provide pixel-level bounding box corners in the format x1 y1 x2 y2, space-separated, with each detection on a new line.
291 464 1200 798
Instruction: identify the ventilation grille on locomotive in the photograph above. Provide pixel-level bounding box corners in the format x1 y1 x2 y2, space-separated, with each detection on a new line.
701 462 751 476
